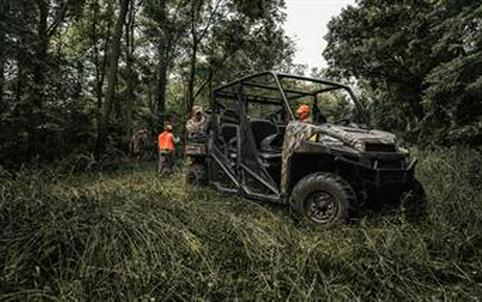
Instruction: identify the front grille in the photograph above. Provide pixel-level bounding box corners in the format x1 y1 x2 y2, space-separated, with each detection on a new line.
365 143 396 152
359 166 407 186
379 170 407 184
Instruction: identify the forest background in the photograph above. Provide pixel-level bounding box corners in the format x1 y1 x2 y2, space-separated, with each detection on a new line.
1 0 480 167
1 1 482 300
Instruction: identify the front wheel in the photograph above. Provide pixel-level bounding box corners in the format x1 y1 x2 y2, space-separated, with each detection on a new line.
291 172 356 228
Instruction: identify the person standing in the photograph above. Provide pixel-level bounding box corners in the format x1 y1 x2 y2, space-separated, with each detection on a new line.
185 105 206 138
129 128 148 160
158 124 176 175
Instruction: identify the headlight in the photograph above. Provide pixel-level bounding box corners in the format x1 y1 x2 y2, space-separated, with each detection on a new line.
354 141 365 151
397 144 409 154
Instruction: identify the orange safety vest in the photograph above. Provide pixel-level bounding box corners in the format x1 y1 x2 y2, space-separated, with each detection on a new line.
158 131 174 152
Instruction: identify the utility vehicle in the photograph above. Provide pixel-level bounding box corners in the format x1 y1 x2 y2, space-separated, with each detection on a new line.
185 71 426 227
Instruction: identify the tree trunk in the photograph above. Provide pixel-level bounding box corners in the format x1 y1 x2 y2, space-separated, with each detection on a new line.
95 0 130 156
186 0 201 119
90 0 114 141
15 50 25 108
0 0 5 110
0 26 5 110
207 69 213 108
153 0 170 131
124 0 136 137
29 0 49 159
0 0 4 110
186 40 198 116
156 44 169 128
91 0 103 134
156 59 167 124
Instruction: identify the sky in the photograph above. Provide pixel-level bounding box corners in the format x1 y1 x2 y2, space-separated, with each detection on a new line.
284 0 356 69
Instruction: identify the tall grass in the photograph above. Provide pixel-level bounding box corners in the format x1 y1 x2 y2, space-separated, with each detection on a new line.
1 149 481 300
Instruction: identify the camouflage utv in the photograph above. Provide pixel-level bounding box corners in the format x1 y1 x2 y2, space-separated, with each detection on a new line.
185 71 426 227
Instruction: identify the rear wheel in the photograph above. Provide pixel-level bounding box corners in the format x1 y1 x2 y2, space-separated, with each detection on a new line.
291 172 356 227
400 178 427 220
186 162 207 186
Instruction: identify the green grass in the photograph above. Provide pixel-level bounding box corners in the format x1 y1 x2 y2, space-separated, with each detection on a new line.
1 149 481 300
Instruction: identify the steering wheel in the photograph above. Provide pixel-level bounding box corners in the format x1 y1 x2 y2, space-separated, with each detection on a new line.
336 117 363 129
336 118 351 126
227 136 238 152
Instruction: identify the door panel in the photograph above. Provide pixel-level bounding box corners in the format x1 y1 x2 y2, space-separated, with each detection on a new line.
208 125 240 193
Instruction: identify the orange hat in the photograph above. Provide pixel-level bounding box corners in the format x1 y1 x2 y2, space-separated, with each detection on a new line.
296 104 310 114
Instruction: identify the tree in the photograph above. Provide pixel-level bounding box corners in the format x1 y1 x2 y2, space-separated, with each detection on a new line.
0 0 85 163
422 1 482 145
185 0 224 115
95 0 130 155
142 0 188 129
183 0 292 112
0 0 292 165
0 3 5 110
324 0 482 146
123 0 139 137
90 0 114 139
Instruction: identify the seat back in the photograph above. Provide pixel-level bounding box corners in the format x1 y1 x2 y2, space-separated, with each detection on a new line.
249 119 278 149
222 124 237 142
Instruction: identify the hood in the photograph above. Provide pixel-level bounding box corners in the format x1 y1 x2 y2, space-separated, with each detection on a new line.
312 124 398 151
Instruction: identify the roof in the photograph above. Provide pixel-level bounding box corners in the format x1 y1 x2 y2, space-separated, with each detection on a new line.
213 71 350 103
212 71 369 126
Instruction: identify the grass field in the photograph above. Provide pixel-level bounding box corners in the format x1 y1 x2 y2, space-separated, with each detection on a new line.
1 149 481 300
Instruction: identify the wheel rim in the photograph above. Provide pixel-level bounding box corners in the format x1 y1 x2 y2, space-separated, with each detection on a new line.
187 166 205 185
305 191 338 224
187 172 198 184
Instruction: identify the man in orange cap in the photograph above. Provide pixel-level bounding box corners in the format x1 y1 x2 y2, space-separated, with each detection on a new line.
296 104 312 123
158 124 176 175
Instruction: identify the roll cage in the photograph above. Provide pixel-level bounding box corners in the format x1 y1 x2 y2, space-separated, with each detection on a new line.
212 71 369 126
204 71 370 202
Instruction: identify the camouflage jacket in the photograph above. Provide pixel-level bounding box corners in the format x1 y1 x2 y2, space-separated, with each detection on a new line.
186 116 206 138
129 130 148 155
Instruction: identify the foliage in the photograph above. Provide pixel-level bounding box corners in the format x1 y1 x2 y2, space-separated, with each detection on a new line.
1 2 481 299
0 149 481 300
324 0 482 146
0 0 294 167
